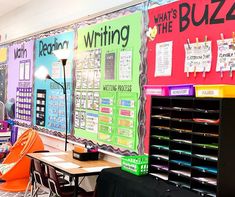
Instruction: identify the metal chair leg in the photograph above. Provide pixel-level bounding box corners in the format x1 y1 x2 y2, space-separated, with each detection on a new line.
24 178 32 197
32 186 39 197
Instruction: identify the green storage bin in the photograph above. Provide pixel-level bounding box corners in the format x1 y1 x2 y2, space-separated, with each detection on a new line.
121 155 148 176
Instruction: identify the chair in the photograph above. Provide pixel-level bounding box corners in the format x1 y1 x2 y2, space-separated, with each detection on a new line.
0 128 44 192
24 151 70 197
32 159 51 197
48 165 75 197
24 150 50 197
47 165 94 197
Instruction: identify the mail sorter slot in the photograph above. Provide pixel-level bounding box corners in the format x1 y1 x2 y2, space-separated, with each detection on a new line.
73 150 99 161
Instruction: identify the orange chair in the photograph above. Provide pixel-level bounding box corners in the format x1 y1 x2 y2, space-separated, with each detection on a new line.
0 128 44 192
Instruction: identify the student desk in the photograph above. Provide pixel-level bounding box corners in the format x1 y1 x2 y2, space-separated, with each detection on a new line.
95 167 200 197
27 152 119 197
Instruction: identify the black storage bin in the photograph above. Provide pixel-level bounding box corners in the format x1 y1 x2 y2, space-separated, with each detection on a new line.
73 150 99 161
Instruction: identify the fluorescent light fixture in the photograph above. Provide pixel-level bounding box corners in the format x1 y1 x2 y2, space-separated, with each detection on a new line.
53 49 70 60
35 66 49 80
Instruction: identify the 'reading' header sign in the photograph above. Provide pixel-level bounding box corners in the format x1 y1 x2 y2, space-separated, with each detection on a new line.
151 0 235 35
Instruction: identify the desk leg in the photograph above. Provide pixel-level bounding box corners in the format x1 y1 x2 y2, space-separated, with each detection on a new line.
74 177 78 197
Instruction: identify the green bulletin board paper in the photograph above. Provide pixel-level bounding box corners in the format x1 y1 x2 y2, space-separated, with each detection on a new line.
75 12 142 152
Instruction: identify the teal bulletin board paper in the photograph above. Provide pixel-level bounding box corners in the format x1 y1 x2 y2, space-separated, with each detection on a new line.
75 12 142 152
34 31 74 133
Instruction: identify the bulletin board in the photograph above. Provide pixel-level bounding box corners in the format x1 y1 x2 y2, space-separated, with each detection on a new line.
0 46 8 103
34 31 74 133
145 0 235 153
7 40 34 126
74 12 142 152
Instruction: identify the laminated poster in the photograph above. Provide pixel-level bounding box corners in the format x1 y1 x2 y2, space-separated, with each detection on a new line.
119 109 134 117
98 132 112 142
51 62 61 79
24 61 31 80
118 119 133 128
81 92 87 109
117 137 133 148
93 70 100 89
77 49 101 69
74 111 79 128
79 111 86 129
48 93 66 131
75 92 81 109
119 50 132 80
99 115 112 124
65 62 71 78
19 62 25 80
99 124 112 133
101 98 113 105
216 39 235 72
118 128 133 138
100 107 112 114
35 89 46 127
119 99 135 108
75 71 82 89
155 41 173 77
105 52 115 80
86 112 98 133
19 60 31 80
82 70 88 89
184 41 212 72
93 92 99 111
87 70 94 89
87 92 93 109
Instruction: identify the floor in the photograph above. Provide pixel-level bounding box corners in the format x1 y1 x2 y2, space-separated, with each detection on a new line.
0 191 24 197
0 190 49 197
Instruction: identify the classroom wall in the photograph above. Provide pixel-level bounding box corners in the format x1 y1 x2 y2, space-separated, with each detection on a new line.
0 1 142 190
0 0 144 43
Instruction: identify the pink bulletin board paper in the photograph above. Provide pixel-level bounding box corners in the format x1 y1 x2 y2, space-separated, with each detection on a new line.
145 0 235 153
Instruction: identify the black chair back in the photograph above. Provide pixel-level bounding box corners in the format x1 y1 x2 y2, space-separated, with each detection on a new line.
33 159 48 187
47 165 62 196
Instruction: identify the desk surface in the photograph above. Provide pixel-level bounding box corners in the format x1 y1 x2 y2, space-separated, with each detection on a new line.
27 152 119 176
